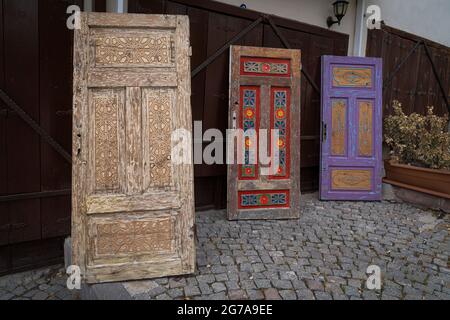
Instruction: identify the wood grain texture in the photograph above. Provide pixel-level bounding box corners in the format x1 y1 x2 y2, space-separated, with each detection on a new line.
228 45 301 220
331 169 372 191
72 12 194 283
320 56 382 201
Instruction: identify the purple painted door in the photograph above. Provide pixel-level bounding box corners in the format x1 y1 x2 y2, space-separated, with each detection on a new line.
320 56 382 201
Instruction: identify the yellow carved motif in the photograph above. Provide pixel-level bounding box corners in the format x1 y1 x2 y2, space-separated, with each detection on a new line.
331 169 372 191
358 101 373 157
332 66 372 88
331 100 346 156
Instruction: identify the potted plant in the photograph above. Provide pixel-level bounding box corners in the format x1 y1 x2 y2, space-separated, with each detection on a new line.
384 101 450 199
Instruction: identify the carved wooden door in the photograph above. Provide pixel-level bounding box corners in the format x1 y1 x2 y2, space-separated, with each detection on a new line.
320 56 382 201
227 46 301 220
72 13 195 283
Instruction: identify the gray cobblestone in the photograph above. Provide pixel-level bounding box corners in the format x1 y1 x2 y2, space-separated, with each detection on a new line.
246 289 264 300
279 290 297 300
1 193 448 300
296 289 315 300
184 285 201 297
271 279 292 290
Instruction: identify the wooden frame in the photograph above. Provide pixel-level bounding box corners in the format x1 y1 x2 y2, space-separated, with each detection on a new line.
227 45 301 220
320 55 383 201
72 12 195 283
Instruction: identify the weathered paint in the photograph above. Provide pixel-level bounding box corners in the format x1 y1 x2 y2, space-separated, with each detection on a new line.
320 55 382 201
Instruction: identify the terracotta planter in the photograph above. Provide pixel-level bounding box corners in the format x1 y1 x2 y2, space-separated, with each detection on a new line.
384 160 450 199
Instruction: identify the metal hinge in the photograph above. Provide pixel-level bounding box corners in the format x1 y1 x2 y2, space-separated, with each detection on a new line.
322 121 327 142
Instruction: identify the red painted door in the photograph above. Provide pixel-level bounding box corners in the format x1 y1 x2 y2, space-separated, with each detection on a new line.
227 46 301 220
320 56 382 201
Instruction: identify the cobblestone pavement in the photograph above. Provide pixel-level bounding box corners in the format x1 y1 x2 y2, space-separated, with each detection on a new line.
0 265 78 300
1 193 449 300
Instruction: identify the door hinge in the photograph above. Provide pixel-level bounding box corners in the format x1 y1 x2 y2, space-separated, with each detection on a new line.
322 121 327 142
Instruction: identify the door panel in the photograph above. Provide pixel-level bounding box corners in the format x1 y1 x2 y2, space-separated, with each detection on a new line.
228 46 301 220
72 13 195 283
320 56 382 201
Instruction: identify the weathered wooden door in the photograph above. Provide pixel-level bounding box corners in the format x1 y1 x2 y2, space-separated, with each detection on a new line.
72 13 195 283
320 56 382 201
227 46 301 220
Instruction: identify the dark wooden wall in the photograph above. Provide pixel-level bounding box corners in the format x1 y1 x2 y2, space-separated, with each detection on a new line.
367 24 450 117
0 0 107 276
128 0 349 209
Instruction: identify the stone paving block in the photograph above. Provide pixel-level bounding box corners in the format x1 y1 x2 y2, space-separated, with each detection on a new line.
246 289 264 300
271 279 292 290
228 289 248 300
169 278 187 289
263 288 282 300
199 283 212 295
155 293 171 300
296 289 315 300
314 291 332 300
0 293 14 300
123 280 158 296
240 279 256 290
32 291 49 300
305 279 324 291
0 193 449 301
254 279 271 289
184 285 201 297
148 286 166 297
279 290 297 300
196 274 215 284
211 282 226 293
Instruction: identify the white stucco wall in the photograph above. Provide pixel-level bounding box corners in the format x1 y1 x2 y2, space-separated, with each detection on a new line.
215 0 358 55
216 0 449 57
366 0 450 48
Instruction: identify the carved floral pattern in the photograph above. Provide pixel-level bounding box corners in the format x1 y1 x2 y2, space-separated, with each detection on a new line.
96 219 173 255
147 90 172 187
94 95 119 190
331 100 346 156
358 101 373 156
95 36 171 66
332 66 372 88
